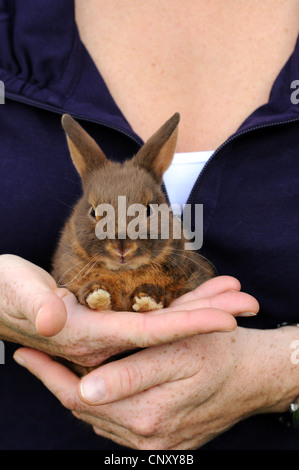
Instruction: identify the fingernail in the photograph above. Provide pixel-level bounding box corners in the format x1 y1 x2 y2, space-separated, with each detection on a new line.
237 312 257 317
13 353 26 367
80 375 107 403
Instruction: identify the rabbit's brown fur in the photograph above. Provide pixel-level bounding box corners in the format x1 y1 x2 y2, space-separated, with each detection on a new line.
52 113 215 374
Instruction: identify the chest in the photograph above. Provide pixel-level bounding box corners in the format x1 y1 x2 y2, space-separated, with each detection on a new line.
75 0 299 151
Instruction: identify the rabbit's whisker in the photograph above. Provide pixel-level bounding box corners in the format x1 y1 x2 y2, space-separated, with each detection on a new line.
56 259 85 286
57 259 97 288
150 249 192 279
169 248 217 274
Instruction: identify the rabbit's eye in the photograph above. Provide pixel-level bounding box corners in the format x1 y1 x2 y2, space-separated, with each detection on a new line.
146 204 154 218
89 207 96 218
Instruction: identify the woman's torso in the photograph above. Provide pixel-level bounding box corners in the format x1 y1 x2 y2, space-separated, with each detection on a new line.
1 0 299 450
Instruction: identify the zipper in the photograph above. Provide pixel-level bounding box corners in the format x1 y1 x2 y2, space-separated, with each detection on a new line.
5 91 175 205
6 90 299 205
186 116 299 206
5 91 144 148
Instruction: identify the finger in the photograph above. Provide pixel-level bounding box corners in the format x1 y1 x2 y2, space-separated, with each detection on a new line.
14 347 147 449
79 341 198 405
13 347 81 409
75 412 199 450
34 289 68 337
99 307 237 350
1 256 67 336
92 424 137 449
168 290 259 317
73 412 137 449
170 276 241 306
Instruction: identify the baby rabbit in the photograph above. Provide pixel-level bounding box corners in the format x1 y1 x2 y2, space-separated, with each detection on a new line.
51 113 215 315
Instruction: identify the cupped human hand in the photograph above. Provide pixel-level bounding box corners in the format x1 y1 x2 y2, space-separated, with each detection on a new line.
0 254 258 367
12 272 263 449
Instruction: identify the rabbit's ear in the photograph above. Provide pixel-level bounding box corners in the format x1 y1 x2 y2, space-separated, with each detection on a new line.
61 114 109 181
133 113 180 183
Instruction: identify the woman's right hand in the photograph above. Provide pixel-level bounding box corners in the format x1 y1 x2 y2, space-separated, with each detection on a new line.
0 254 256 368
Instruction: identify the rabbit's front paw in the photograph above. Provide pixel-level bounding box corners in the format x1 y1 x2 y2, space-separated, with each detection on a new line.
131 284 167 312
132 294 163 312
79 282 111 310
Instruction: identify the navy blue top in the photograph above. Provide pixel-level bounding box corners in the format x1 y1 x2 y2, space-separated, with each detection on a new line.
1 0 299 450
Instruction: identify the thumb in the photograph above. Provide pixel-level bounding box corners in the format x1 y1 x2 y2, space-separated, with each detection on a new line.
0 255 67 336
78 342 190 405
33 287 68 337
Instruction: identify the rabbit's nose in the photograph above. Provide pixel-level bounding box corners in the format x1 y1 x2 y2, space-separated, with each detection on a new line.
114 246 130 257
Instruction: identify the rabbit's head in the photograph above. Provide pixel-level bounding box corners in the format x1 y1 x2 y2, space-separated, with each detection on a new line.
61 113 182 270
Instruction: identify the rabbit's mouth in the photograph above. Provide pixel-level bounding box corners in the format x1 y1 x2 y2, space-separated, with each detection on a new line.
103 240 147 270
104 257 146 271
113 246 131 265
104 253 151 271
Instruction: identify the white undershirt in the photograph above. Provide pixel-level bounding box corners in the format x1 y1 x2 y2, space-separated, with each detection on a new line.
163 151 214 210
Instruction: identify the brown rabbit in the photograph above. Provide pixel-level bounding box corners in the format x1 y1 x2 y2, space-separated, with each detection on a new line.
52 113 215 319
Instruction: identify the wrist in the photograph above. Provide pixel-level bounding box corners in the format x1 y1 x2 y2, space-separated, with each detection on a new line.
239 326 299 416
